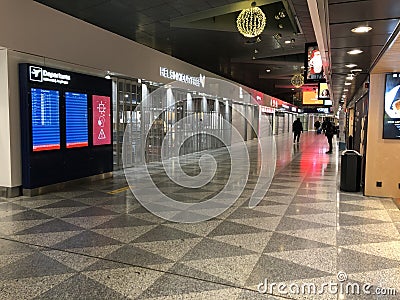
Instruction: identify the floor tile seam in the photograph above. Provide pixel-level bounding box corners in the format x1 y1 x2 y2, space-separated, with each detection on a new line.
0 235 295 299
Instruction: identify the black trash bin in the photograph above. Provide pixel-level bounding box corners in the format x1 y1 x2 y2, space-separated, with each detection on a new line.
340 150 362 192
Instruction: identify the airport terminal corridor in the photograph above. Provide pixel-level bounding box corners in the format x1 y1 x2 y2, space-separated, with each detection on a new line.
0 132 399 299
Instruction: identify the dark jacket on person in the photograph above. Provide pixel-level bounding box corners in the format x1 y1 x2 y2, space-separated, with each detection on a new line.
325 120 334 137
292 119 303 133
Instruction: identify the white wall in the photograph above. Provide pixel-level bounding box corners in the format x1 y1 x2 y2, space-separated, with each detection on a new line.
0 49 12 187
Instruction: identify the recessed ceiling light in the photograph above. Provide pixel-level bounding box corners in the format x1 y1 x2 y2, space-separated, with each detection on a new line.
346 76 354 80
345 64 357 68
266 69 271 72
284 40 291 44
347 49 363 55
351 68 362 73
345 82 352 85
351 26 372 33
343 89 349 92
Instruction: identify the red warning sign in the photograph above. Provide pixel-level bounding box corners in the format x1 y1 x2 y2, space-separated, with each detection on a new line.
92 95 111 146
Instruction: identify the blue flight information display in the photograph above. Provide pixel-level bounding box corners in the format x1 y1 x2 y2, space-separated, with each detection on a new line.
65 92 88 148
31 88 60 151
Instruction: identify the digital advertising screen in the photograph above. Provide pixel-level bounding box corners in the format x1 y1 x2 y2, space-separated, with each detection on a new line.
318 82 330 99
31 88 60 151
92 95 111 146
383 73 400 139
304 43 324 82
66 92 88 148
302 90 323 105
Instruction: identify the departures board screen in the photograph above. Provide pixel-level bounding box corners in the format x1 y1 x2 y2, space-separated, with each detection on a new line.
20 63 112 189
31 88 60 151
65 92 88 148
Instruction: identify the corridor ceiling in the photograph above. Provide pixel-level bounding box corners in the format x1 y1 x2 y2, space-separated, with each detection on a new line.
35 0 400 107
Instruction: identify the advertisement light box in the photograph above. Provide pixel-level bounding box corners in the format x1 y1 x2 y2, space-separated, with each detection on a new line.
318 82 330 99
383 73 400 139
31 88 60 151
66 92 88 148
304 43 325 82
302 90 323 105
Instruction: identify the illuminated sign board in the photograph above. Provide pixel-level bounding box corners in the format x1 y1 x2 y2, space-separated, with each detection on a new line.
31 88 60 151
318 82 330 99
261 106 274 114
383 73 400 139
281 104 289 109
29 65 71 85
303 90 323 105
317 107 330 113
66 92 88 148
304 43 324 82
160 67 205 87
92 95 111 145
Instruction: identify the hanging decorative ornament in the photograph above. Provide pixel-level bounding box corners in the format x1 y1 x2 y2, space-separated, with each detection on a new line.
291 73 304 88
236 2 266 38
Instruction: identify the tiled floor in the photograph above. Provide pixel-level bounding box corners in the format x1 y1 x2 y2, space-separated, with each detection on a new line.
0 132 399 299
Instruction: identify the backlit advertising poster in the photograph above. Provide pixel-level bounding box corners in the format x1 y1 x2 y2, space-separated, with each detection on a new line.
318 82 330 99
31 88 60 151
383 73 400 139
66 92 88 148
304 43 324 82
302 90 323 105
92 95 111 145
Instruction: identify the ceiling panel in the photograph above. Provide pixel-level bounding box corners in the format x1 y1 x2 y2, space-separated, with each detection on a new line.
330 19 399 39
33 0 399 108
328 0 399 107
329 0 400 24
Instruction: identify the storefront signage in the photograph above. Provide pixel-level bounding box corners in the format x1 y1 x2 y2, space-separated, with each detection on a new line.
160 67 205 88
270 98 279 108
29 65 71 85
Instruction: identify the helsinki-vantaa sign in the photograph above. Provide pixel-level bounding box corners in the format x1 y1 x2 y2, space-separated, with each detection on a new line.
160 67 205 88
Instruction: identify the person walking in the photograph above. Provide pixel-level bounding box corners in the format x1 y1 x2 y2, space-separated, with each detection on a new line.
314 120 321 134
321 119 327 134
292 117 303 143
325 119 334 154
